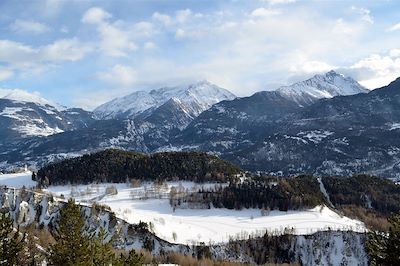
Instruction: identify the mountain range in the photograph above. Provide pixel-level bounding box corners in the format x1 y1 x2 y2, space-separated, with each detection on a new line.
3 71 400 180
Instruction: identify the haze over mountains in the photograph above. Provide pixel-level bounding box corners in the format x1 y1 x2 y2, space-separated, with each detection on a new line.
2 70 400 180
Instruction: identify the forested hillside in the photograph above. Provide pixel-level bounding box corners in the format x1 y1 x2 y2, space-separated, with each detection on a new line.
177 175 327 211
37 149 241 185
323 174 400 215
171 174 400 228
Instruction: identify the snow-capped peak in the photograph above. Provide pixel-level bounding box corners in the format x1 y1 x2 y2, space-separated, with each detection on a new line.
94 81 236 119
0 88 62 110
277 70 369 105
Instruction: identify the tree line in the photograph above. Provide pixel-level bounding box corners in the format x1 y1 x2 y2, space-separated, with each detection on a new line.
172 175 326 211
171 174 400 216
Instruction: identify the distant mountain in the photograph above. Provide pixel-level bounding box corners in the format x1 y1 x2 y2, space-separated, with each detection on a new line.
0 89 95 140
174 76 400 179
3 73 400 181
0 88 64 110
277 70 368 106
172 70 367 148
93 80 236 120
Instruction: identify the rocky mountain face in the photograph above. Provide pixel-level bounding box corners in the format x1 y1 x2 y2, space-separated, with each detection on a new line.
175 77 400 179
0 89 95 140
2 72 400 181
0 81 236 169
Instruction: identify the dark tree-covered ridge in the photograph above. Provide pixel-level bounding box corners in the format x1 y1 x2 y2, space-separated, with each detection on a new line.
37 149 242 185
172 174 400 217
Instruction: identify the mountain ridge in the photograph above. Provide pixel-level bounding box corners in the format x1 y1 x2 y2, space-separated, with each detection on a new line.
93 80 236 120
2 71 400 180
0 88 65 110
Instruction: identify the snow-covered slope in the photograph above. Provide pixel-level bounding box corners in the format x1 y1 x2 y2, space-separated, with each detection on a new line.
94 80 236 119
0 88 64 110
0 171 365 246
277 70 368 106
0 184 368 265
0 99 95 138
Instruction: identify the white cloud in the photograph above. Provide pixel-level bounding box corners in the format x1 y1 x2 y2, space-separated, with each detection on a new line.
152 12 172 26
0 38 92 79
389 49 400 58
175 28 185 39
82 7 138 57
82 7 112 24
351 6 373 24
9 19 50 34
261 0 296 5
290 60 335 74
0 40 37 67
332 18 360 35
152 9 195 27
42 38 93 61
97 64 137 87
0 69 14 81
388 23 400 31
133 22 156 37
176 9 192 24
349 50 400 89
97 23 138 57
3 0 397 106
98 3 376 96
144 42 156 50
250 8 281 17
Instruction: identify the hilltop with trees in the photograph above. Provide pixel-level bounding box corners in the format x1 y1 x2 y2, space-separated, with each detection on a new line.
37 149 241 185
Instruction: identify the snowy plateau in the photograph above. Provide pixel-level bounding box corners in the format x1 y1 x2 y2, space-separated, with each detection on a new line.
0 172 365 244
0 171 368 265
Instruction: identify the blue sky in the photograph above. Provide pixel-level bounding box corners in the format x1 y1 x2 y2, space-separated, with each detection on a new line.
0 0 400 109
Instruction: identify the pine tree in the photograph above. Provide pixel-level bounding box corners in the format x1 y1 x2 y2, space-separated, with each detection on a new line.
385 214 400 265
48 199 91 266
115 249 144 266
0 213 26 265
367 213 400 266
90 228 115 266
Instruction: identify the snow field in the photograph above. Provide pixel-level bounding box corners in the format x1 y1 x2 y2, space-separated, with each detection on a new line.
0 171 36 188
0 172 366 245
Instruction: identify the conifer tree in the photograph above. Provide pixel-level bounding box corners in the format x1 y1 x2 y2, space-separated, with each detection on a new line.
115 249 144 266
48 199 91 266
385 214 400 265
0 213 26 265
367 213 400 265
90 228 115 266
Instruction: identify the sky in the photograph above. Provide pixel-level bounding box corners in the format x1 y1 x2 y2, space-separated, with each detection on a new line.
0 0 399 110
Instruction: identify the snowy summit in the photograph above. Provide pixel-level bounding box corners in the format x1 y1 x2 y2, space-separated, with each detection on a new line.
277 70 369 106
94 80 236 119
0 88 62 110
